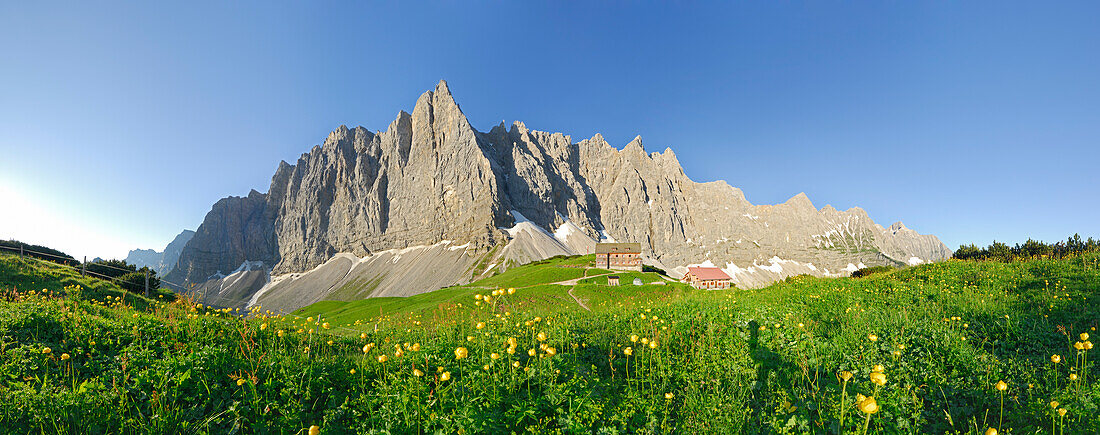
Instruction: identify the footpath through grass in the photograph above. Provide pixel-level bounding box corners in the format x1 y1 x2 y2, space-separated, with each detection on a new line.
3 251 1100 433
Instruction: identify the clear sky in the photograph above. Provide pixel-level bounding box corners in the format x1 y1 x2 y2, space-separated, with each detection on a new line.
1 2 1097 261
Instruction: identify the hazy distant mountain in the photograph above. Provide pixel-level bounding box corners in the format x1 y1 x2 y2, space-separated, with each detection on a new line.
126 230 194 276
167 81 949 311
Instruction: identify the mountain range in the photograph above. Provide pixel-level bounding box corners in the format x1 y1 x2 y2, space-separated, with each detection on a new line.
125 230 194 276
162 80 950 312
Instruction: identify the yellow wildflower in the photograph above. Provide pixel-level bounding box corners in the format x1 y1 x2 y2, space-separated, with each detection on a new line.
858 396 878 414
870 372 887 386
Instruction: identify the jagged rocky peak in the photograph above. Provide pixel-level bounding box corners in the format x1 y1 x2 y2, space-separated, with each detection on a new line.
126 229 195 277
172 80 952 310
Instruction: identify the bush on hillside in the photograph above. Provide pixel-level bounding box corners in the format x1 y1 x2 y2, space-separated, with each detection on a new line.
85 259 161 294
851 265 894 278
954 234 1099 262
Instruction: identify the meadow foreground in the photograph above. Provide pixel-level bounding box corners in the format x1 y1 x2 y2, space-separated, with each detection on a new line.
2 253 1099 433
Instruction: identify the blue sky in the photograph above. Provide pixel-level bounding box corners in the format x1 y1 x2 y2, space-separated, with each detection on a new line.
1 2 1097 260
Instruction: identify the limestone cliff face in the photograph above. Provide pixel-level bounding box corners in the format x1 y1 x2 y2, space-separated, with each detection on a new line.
166 190 277 285
172 80 951 304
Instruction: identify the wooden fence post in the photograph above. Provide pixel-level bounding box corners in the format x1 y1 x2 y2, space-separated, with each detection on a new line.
82 256 86 277
144 270 150 298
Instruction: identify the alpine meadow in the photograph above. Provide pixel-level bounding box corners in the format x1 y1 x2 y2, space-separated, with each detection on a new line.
2 2 1099 434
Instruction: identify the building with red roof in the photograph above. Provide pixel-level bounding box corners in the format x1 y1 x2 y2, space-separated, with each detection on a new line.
682 266 732 289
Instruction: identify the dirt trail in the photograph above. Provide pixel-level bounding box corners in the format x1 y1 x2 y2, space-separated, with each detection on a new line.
567 286 590 311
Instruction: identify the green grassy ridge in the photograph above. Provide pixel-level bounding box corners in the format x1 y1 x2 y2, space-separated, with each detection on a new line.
0 253 170 309
297 284 600 329
467 254 597 288
6 250 1100 432
293 256 696 330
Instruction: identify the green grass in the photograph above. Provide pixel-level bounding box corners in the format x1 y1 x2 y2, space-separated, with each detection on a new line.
0 254 173 309
5 251 1100 433
577 270 669 285
466 254 596 288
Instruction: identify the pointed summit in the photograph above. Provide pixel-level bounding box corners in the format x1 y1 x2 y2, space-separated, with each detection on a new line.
784 192 815 211
435 79 451 95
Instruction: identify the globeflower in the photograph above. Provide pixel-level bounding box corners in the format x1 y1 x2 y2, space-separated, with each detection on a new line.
839 371 852 382
868 334 878 342
377 354 388 363
870 372 887 386
995 380 1007 391
649 341 658 349
309 425 320 435
413 369 424 377
454 347 468 359
1052 354 1062 363
537 332 547 341
476 322 485 330
857 396 878 414
60 353 70 361
630 334 639 343
1050 400 1059 409
624 347 633 356
440 371 452 381
665 392 674 400
1081 333 1090 341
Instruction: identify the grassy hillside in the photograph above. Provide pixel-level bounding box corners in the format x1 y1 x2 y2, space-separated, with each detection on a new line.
3 251 1100 433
